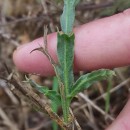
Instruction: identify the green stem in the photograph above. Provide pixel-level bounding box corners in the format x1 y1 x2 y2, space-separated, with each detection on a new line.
52 77 59 130
58 0 79 125
59 83 70 123
56 33 75 124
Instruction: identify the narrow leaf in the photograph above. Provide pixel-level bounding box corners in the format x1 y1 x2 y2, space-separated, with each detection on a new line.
60 0 80 34
57 33 75 93
56 33 75 122
69 69 115 99
27 79 61 106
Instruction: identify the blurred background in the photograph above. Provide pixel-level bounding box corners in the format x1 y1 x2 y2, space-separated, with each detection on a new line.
0 0 130 130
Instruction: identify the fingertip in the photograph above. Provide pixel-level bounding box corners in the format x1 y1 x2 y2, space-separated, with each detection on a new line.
13 40 55 76
106 98 130 130
13 9 130 76
123 8 130 15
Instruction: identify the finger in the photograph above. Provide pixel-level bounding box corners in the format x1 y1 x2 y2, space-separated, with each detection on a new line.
13 9 130 76
106 97 130 130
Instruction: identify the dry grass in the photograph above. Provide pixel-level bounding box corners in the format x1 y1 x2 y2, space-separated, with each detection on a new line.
0 0 130 130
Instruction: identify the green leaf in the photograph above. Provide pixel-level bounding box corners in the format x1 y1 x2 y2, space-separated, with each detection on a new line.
57 33 75 93
60 0 80 34
56 32 75 122
27 79 61 106
69 69 115 100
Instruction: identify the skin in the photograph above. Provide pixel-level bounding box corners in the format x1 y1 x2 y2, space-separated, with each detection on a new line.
13 9 130 130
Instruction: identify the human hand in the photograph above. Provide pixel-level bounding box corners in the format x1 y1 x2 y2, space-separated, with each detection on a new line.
13 9 130 130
